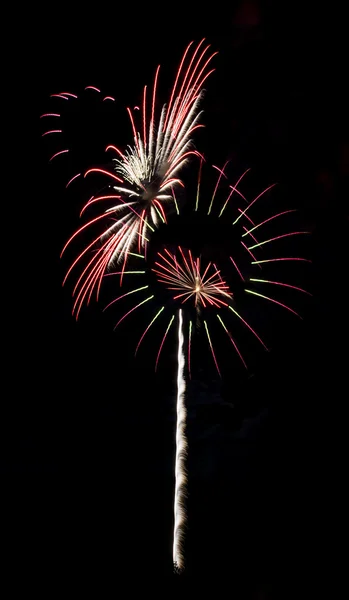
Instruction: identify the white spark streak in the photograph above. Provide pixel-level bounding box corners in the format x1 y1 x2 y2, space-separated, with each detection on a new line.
173 309 187 571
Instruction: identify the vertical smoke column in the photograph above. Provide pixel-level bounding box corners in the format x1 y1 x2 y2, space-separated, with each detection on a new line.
173 309 187 571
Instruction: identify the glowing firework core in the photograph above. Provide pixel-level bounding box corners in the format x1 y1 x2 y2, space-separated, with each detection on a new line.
153 246 232 308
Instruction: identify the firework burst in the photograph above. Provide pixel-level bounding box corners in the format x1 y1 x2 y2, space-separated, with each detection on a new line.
56 40 216 319
102 159 311 379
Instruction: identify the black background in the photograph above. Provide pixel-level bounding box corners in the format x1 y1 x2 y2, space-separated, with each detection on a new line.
4 1 348 594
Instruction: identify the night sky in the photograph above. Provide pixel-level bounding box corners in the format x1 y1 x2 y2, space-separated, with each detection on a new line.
5 2 348 594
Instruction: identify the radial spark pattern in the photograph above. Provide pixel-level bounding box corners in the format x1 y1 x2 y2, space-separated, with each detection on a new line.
153 246 232 308
59 40 216 318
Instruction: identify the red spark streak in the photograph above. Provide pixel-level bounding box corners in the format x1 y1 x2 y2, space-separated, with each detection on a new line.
113 296 153 330
84 168 123 184
204 322 221 377
242 210 297 236
235 184 277 223
248 231 310 250
61 212 112 258
237 208 255 226
42 130 62 136
66 173 81 188
85 86 101 92
50 94 68 100
241 241 261 267
245 290 302 318
59 92 78 98
251 279 312 295
228 306 268 350
229 257 245 282
79 195 122 217
243 226 260 246
155 316 175 372
163 40 195 133
218 317 247 369
49 149 69 161
105 145 125 159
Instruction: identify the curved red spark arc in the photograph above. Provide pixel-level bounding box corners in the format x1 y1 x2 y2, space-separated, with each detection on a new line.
120 251 128 287
42 130 62 136
242 210 297 237
212 163 229 180
105 145 125 159
204 321 221 377
217 315 247 369
138 209 145 253
49 149 69 161
237 208 255 226
50 94 68 100
178 246 192 275
103 96 115 101
66 173 81 188
251 258 311 265
153 199 167 223
241 241 262 268
40 113 60 118
165 148 203 178
72 236 116 317
243 226 260 246
173 41 207 118
208 160 230 214
245 289 302 318
180 52 217 120
135 307 165 355
194 64 217 92
176 41 209 112
113 295 154 331
85 86 101 92
63 231 110 286
155 315 175 372
103 286 149 312
84 168 123 184
234 184 277 224
59 92 78 98
229 257 245 282
228 306 268 350
79 196 93 217
96 231 130 301
250 279 312 295
229 168 251 204
248 231 310 250
61 212 112 258
74 223 131 315
89 241 117 307
72 232 116 297
162 40 195 133
80 194 125 216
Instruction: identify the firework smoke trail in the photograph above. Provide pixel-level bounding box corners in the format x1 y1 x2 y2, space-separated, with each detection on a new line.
173 309 187 572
